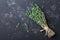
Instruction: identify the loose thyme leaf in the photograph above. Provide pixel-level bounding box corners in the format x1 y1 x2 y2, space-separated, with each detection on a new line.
26 4 55 38
16 22 20 28
24 23 29 32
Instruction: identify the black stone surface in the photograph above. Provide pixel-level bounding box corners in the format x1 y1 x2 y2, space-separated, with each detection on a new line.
0 0 60 40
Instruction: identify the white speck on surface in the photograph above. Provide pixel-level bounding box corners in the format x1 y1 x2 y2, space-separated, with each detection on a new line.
25 35 29 38
48 13 60 23
11 7 16 11
9 12 13 18
8 34 10 36
18 14 22 18
41 0 45 4
4 13 9 17
31 29 34 31
58 1 60 4
25 0 27 2
10 12 12 14
16 6 21 11
46 10 60 20
13 33 16 35
49 13 60 19
7 0 16 6
45 10 51 14
8 26 12 29
49 24 55 29
31 29 39 34
50 4 56 11
4 12 13 18
27 6 32 11
21 17 24 21
33 30 37 34
5 22 10 25
11 7 15 9
27 6 30 10
59 8 60 10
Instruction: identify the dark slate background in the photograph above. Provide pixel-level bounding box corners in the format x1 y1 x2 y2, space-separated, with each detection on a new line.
0 0 60 40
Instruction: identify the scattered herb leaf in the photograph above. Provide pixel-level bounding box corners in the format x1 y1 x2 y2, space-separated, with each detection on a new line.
24 23 29 32
16 22 20 28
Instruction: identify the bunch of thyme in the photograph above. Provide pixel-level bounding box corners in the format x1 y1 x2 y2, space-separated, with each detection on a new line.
26 4 55 38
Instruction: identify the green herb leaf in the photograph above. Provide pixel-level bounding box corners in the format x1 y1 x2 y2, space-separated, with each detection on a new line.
16 23 20 28
24 23 29 32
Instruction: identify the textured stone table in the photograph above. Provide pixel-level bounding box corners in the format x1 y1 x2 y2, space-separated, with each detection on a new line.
0 0 59 40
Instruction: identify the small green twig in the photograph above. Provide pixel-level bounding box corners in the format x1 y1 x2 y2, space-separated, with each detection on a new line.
24 23 29 32
26 4 55 38
16 22 20 28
